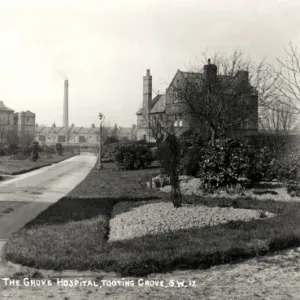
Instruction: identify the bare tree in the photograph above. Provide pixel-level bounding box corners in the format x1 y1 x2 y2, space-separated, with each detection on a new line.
259 100 300 135
275 42 300 114
170 50 278 145
140 110 166 143
5 129 19 146
19 133 34 147
140 109 184 144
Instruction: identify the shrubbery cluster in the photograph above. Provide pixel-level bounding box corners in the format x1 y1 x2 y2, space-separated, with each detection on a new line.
114 142 153 170
157 132 300 193
55 143 63 156
197 139 252 192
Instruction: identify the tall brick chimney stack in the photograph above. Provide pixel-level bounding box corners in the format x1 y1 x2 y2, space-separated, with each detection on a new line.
204 59 217 81
143 69 152 112
63 79 69 138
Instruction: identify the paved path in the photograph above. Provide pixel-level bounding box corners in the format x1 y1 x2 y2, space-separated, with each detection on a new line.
0 153 97 239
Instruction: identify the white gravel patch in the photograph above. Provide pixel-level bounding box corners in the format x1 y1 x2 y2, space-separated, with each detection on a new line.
148 175 203 196
108 201 275 242
148 175 300 202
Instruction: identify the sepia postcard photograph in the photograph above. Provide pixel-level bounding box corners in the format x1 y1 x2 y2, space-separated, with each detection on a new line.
0 0 300 299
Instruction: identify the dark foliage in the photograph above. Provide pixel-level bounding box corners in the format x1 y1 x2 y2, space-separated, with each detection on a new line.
114 142 153 170
179 146 205 176
30 141 39 161
104 136 119 145
55 143 63 156
197 138 251 192
157 134 182 207
43 145 56 154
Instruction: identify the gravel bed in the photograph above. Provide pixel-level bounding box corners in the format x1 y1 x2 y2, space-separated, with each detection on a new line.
148 175 300 202
108 201 275 241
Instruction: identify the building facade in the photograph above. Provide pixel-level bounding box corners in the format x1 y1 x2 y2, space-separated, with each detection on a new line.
137 61 259 141
0 101 36 146
35 123 137 146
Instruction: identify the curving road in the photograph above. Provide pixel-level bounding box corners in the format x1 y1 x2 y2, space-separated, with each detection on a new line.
0 153 97 239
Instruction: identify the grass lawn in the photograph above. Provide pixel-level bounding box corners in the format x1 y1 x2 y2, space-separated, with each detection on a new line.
0 152 78 175
4 162 300 276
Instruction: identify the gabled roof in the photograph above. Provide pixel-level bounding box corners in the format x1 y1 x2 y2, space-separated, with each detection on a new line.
150 94 165 113
69 126 83 134
89 127 100 134
136 107 143 115
136 94 166 115
36 126 53 135
79 127 93 134
50 126 64 134
0 101 14 112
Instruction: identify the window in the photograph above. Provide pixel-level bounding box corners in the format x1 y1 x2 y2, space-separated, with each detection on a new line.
39 135 46 142
174 115 178 127
173 90 179 103
179 114 183 127
58 135 66 142
174 114 183 127
79 136 86 143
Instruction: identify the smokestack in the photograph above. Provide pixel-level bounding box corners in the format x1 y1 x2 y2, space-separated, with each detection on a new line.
143 69 152 112
63 79 69 138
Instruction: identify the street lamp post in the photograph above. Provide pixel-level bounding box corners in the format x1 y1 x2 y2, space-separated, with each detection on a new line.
97 113 105 170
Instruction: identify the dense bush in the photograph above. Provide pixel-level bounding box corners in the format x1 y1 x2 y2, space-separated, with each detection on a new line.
179 146 205 176
30 141 39 161
0 148 8 156
149 147 158 161
21 146 32 157
179 130 206 150
246 146 277 182
156 132 300 192
44 145 56 154
114 142 153 170
286 182 300 197
55 143 63 156
104 136 119 145
272 151 300 182
157 135 181 177
7 144 19 155
157 134 182 207
102 142 119 162
197 139 252 192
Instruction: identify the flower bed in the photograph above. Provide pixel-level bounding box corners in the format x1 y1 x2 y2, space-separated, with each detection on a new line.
108 200 275 241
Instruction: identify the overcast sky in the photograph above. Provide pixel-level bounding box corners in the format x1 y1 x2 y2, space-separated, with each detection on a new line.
0 0 299 127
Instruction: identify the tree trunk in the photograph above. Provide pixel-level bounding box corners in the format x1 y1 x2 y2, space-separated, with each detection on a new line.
170 171 182 208
210 127 216 147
